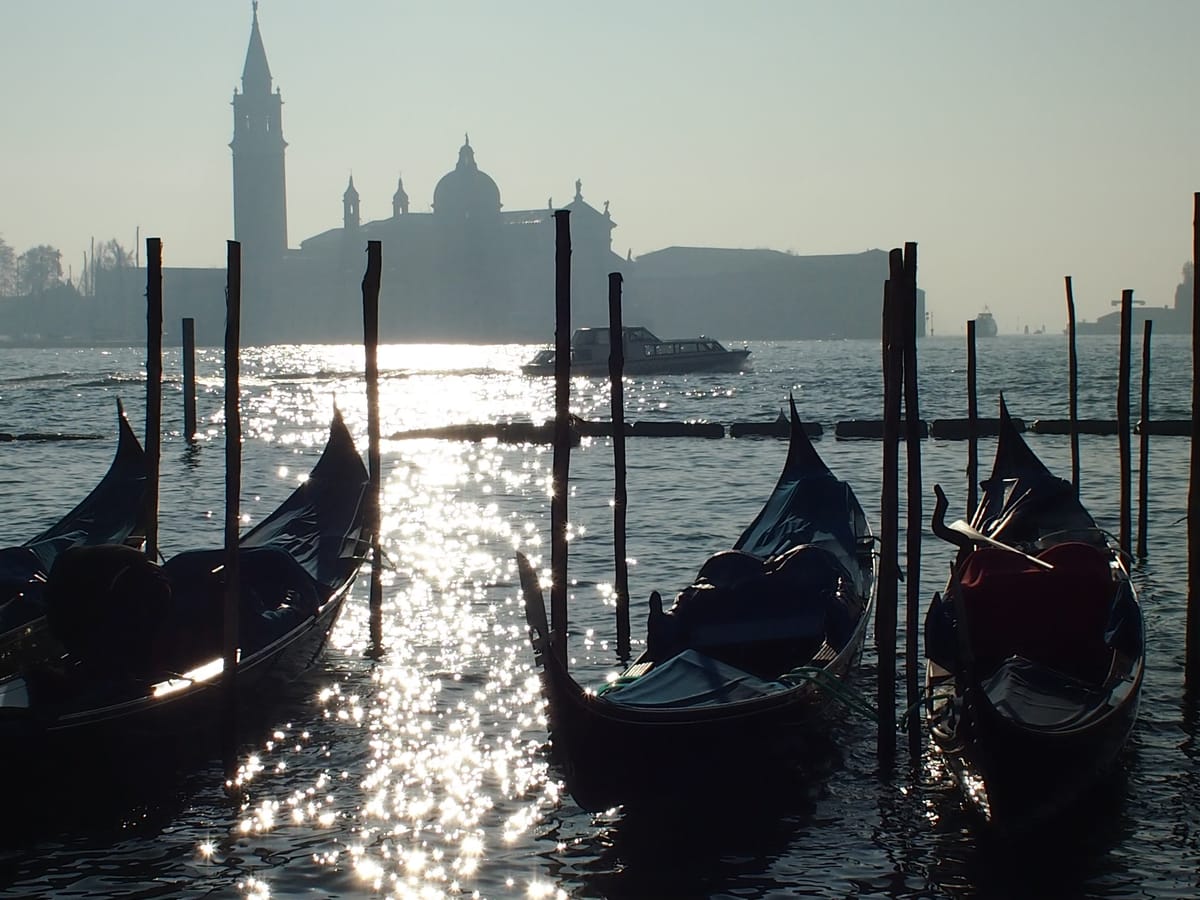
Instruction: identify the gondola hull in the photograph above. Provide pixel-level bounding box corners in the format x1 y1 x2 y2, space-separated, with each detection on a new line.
928 657 1141 825
0 412 371 794
522 397 876 811
925 399 1144 828
0 401 149 659
530 600 871 811
0 588 349 778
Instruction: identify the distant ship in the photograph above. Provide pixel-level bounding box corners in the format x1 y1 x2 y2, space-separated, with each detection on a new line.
521 326 751 376
974 308 998 338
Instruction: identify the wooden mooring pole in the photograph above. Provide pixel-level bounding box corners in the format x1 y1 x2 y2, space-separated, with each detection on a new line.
901 242 922 759
1117 289 1133 554
877 250 903 765
1137 319 1152 559
222 240 243 780
363 241 385 657
551 210 572 669
145 237 162 561
966 319 978 518
1187 191 1200 687
608 272 631 661
182 317 197 442
1065 276 1081 497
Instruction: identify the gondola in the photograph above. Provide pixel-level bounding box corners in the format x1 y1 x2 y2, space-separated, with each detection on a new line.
0 411 371 784
925 398 1144 827
518 397 876 811
0 400 148 650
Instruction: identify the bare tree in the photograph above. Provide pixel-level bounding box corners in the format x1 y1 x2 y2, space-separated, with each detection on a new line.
97 238 134 271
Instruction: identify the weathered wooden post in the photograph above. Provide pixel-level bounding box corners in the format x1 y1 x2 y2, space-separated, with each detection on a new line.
222 239 242 780
363 241 385 657
1117 289 1133 553
1188 192 1200 686
966 319 978 518
901 242 922 757
551 210 572 669
608 272 631 661
145 237 163 561
1137 320 1152 559
877 249 904 764
182 317 197 442
1065 276 1081 496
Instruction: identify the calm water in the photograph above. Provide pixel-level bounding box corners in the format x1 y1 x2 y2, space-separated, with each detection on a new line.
0 334 1197 899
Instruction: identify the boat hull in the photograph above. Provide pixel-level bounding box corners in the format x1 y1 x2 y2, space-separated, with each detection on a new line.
522 348 751 377
0 413 371 800
537 603 871 811
0 587 349 779
522 396 875 810
925 399 1144 828
927 657 1141 826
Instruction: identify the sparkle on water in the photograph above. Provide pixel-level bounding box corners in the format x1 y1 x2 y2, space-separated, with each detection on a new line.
2 336 1199 898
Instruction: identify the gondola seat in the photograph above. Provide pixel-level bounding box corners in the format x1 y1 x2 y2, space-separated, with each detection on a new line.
648 545 849 679
957 542 1115 683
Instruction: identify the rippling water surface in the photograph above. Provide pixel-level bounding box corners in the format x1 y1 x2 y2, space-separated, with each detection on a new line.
1 334 1198 898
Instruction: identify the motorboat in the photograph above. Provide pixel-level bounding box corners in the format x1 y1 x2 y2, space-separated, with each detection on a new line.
521 326 750 376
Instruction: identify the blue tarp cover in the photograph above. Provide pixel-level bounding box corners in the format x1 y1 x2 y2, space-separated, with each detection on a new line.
602 649 789 709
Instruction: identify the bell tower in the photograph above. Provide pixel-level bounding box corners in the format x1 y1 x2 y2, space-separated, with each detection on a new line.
230 2 288 261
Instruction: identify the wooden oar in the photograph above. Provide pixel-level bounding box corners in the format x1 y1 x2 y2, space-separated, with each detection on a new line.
932 484 1054 570
946 518 1054 570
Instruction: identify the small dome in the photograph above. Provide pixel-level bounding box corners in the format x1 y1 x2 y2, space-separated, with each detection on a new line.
433 134 501 220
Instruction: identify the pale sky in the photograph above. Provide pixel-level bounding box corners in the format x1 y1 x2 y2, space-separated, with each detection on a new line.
3 0 1198 332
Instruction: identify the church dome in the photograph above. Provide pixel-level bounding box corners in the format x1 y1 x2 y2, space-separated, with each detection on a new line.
433 135 501 220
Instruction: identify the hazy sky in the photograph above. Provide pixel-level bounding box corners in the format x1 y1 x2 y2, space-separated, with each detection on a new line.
3 1 1198 332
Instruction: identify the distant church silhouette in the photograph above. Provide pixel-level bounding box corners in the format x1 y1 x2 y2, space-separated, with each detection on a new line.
77 4 914 348
226 4 624 344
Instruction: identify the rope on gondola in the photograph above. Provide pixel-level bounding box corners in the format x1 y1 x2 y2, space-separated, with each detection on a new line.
779 665 881 724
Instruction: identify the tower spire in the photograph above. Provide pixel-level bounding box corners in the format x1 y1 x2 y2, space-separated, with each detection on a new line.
231 0 288 259
242 1 272 93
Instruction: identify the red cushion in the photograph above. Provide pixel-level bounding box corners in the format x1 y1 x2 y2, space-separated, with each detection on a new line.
957 542 1114 681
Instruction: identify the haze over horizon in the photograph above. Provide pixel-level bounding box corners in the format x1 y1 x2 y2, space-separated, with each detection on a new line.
3 0 1198 334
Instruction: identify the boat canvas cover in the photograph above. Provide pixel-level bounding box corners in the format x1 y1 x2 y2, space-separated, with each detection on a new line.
238 415 370 590
981 657 1110 731
732 404 866 564
601 649 789 709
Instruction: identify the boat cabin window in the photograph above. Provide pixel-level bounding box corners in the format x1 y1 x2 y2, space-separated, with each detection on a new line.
625 327 657 343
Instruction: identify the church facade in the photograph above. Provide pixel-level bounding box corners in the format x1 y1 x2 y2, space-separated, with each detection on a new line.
230 6 625 345
74 6 908 348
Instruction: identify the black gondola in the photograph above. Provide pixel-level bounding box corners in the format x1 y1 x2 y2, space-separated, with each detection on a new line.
518 397 877 811
0 401 148 649
925 398 1144 826
0 411 371 783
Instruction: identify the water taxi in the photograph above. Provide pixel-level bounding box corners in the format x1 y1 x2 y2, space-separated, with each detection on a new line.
521 326 750 376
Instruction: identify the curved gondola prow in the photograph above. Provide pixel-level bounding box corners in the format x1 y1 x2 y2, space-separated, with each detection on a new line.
517 551 552 666
782 394 828 477
733 395 836 557
25 399 150 564
239 409 371 590
972 395 1058 532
